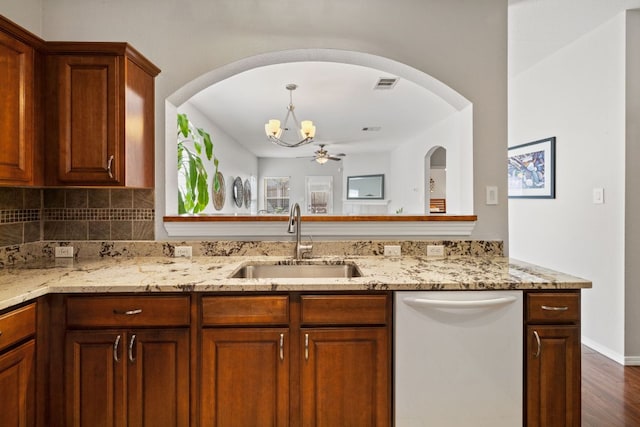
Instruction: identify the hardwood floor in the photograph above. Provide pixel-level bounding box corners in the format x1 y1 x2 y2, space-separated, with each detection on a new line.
582 345 640 426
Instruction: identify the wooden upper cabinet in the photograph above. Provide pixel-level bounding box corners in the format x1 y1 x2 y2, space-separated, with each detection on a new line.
45 43 159 187
0 17 44 186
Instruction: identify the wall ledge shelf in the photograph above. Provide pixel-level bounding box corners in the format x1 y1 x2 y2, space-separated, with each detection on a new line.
163 215 477 238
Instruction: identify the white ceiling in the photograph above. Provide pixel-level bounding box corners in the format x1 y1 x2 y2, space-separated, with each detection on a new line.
187 61 458 159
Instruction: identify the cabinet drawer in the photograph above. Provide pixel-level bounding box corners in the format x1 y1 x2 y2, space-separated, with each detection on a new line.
301 295 388 325
202 296 289 326
0 303 36 352
526 293 580 323
66 296 190 328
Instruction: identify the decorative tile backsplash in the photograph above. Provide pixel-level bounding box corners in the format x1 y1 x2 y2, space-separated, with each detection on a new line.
0 187 155 246
42 189 155 241
0 188 42 247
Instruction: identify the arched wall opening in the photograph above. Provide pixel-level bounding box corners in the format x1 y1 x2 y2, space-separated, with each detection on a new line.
164 48 474 237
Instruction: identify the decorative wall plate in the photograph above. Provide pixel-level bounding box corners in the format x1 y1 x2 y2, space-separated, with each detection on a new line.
244 179 251 208
212 171 225 210
232 176 244 208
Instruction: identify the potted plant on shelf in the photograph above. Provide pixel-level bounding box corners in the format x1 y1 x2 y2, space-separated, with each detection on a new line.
177 113 220 214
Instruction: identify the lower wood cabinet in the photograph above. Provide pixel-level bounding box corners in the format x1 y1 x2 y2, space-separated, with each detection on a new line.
0 302 37 427
525 291 581 427
199 293 391 427
201 328 290 426
65 329 189 427
60 296 190 427
0 339 36 426
300 328 388 427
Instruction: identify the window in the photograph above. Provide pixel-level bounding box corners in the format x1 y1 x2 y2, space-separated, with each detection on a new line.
264 177 290 214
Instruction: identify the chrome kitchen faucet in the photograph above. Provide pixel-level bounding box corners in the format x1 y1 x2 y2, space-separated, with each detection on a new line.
287 203 313 260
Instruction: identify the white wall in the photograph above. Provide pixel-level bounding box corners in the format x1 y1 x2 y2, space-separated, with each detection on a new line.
509 10 627 360
1 0 508 242
177 103 258 215
1 0 42 36
390 108 473 215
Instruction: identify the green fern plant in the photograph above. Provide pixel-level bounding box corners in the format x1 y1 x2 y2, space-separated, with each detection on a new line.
177 113 219 214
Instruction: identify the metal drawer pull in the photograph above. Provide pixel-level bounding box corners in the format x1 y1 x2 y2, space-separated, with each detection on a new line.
113 334 122 362
533 330 541 358
0 330 3 337
279 333 284 361
107 155 114 178
128 334 136 363
541 305 569 311
113 309 143 315
304 333 309 361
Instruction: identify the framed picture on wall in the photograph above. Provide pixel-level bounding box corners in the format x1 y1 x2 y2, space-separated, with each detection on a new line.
508 137 556 198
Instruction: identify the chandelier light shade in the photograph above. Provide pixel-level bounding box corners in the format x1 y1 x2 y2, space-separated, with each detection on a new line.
265 83 316 148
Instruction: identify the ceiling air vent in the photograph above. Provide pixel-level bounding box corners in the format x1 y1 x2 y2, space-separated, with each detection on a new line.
362 126 382 132
374 77 398 89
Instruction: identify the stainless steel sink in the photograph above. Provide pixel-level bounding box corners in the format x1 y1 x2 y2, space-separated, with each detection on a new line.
231 262 362 279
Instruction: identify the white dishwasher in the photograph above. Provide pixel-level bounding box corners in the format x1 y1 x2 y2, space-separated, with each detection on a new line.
395 291 523 427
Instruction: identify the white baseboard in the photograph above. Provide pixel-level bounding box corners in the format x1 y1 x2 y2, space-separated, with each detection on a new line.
624 356 640 366
581 336 625 365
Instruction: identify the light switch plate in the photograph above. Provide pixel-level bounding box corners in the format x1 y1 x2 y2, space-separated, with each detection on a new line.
486 186 498 205
593 188 604 204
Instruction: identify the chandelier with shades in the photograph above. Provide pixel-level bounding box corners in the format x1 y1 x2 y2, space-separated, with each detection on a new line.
264 83 316 148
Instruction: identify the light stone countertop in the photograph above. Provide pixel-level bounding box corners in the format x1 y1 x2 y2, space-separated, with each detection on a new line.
0 255 591 311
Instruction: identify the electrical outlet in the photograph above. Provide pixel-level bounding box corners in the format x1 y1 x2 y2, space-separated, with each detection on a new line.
384 245 401 257
55 246 74 258
174 246 192 258
426 245 445 257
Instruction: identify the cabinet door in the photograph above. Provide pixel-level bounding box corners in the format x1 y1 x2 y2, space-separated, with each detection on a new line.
65 330 126 427
49 55 120 185
127 329 190 427
0 339 35 427
300 328 389 427
526 325 580 427
200 328 289 427
0 31 34 184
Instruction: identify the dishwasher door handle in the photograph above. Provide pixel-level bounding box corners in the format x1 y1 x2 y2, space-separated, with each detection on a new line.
403 295 518 309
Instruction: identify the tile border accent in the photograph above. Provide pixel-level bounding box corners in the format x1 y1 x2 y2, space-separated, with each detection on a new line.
43 208 154 221
0 209 41 223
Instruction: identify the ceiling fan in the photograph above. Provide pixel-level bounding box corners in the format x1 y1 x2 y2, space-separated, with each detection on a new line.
302 144 346 164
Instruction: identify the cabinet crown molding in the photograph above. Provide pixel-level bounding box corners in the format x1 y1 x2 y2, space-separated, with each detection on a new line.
44 41 160 76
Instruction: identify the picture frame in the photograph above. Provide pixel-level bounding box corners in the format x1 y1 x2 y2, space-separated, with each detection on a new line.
508 137 555 199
